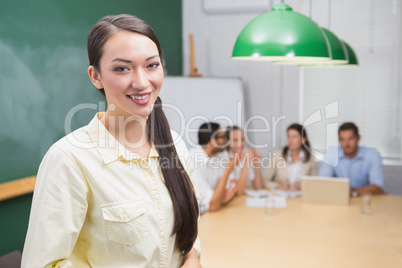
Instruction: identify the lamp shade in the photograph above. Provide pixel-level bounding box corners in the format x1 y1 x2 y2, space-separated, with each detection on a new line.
296 28 349 66
320 28 348 64
342 41 358 65
300 40 359 68
232 3 330 62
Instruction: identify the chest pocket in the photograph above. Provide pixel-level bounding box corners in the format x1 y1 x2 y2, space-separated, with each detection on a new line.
101 200 149 246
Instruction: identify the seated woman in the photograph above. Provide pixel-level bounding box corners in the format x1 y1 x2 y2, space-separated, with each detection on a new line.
263 123 317 191
224 126 264 195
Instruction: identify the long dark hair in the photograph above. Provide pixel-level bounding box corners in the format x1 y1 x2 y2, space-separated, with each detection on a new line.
283 123 312 162
87 14 198 256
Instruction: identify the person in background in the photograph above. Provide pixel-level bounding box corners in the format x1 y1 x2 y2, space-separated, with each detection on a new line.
225 126 264 195
263 123 317 191
189 122 238 214
319 122 384 196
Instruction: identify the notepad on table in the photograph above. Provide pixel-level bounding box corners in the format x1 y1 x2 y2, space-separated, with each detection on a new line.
246 197 287 208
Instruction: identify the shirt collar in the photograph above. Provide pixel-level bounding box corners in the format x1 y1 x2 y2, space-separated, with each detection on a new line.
287 150 304 163
86 113 159 164
339 146 362 160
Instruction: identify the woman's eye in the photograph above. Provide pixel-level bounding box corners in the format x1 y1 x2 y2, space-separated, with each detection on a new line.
148 62 160 69
114 66 129 72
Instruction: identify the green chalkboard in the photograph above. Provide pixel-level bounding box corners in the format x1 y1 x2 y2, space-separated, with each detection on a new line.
0 0 182 256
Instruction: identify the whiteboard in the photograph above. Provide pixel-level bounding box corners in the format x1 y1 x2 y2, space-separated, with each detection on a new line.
159 76 245 148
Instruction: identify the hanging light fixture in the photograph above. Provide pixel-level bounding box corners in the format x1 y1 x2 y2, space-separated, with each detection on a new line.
274 0 346 66
318 28 348 64
295 27 348 66
275 27 348 65
342 41 358 65
299 0 358 67
232 3 331 62
300 40 359 68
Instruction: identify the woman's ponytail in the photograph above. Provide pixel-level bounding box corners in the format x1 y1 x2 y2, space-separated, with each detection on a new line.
147 97 199 256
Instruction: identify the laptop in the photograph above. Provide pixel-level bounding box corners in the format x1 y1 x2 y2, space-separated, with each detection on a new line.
301 176 350 205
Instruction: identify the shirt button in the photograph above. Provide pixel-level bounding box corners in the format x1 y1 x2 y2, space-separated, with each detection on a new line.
122 212 128 220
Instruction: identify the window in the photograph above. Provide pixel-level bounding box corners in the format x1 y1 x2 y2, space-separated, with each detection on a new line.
300 0 401 160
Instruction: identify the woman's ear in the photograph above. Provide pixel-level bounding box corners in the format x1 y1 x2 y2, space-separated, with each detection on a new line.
88 66 103 89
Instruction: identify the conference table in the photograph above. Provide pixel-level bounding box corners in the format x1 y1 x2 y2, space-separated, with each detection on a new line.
198 194 402 268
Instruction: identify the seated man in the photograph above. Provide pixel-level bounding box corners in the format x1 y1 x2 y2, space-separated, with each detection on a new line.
319 122 384 196
189 122 239 214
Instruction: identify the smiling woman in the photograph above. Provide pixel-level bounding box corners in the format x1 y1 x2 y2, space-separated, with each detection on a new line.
88 30 164 121
21 14 201 268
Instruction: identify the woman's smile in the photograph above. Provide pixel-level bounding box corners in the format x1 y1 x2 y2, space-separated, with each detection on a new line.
127 92 152 105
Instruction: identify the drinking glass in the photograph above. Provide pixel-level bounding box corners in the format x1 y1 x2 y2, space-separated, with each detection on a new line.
288 183 298 200
265 193 275 216
361 193 372 216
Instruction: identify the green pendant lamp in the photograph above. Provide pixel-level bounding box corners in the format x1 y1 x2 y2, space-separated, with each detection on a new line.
321 28 348 64
232 3 331 62
300 40 359 68
295 27 349 66
342 41 358 65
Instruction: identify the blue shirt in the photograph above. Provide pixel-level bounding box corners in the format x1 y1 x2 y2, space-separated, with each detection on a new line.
318 146 384 190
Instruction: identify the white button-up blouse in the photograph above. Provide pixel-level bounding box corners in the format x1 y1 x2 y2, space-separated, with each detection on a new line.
22 113 201 268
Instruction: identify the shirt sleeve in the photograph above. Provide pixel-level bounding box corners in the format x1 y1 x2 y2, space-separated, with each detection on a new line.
21 145 89 268
248 163 255 181
367 149 385 190
194 169 214 214
262 151 279 186
318 148 337 177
